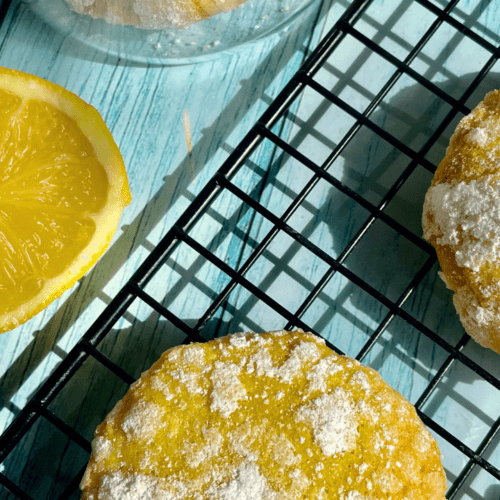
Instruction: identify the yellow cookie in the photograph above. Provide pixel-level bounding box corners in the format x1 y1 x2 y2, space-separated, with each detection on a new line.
423 90 500 354
81 330 446 500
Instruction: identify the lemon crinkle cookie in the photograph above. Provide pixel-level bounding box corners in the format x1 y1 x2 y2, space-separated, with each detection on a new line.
65 0 248 30
81 330 447 500
423 89 500 354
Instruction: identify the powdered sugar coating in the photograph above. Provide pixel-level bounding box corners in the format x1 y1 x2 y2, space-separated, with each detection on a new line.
121 401 163 441
296 389 358 456
423 176 500 272
467 126 491 147
422 89 500 354
90 437 113 468
210 361 247 417
81 330 446 500
206 463 279 499
98 472 174 500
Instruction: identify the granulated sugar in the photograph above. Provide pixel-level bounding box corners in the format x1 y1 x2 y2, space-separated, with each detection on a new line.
98 472 173 500
210 361 247 417
206 463 278 500
91 436 113 463
246 341 321 382
121 401 163 441
467 126 491 147
296 388 358 456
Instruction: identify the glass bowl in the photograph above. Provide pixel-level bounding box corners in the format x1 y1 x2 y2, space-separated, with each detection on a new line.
23 0 319 65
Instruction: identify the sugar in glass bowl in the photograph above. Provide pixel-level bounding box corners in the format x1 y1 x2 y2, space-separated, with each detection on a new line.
24 0 319 64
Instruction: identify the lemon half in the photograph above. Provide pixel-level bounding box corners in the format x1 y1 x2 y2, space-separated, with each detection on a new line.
0 67 131 333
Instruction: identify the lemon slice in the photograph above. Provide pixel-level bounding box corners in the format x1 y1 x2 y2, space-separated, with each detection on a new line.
0 67 131 334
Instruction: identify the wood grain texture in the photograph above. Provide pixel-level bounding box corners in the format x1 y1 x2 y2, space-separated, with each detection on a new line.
2 0 500 498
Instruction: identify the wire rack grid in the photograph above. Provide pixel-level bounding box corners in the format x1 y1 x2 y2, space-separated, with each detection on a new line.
1 0 500 498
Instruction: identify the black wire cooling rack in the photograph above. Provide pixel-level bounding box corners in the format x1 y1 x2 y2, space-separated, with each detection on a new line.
2 0 500 498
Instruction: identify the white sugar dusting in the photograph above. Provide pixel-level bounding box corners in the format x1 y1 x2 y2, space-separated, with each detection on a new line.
423 176 500 272
306 355 342 393
185 426 223 468
206 463 278 500
289 468 310 493
342 490 369 500
453 285 496 346
411 428 433 454
247 348 274 376
167 348 180 363
210 362 247 417
171 368 205 395
229 331 272 348
277 341 321 383
98 472 174 500
229 332 252 349
247 341 321 382
350 371 371 393
183 344 205 365
150 376 174 400
296 388 358 456
358 463 368 475
121 401 163 440
92 437 113 463
467 126 491 147
374 471 403 494
271 434 300 466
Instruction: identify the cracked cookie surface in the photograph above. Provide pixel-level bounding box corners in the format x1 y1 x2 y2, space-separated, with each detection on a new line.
81 330 447 500
423 89 500 354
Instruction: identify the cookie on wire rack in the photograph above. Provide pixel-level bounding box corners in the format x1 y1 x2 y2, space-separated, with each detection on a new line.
423 89 500 355
80 330 446 500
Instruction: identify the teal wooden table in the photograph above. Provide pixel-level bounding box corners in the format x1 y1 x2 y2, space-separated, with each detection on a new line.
1 0 500 498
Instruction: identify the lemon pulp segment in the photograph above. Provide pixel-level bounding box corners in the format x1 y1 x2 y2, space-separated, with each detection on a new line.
0 67 131 333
